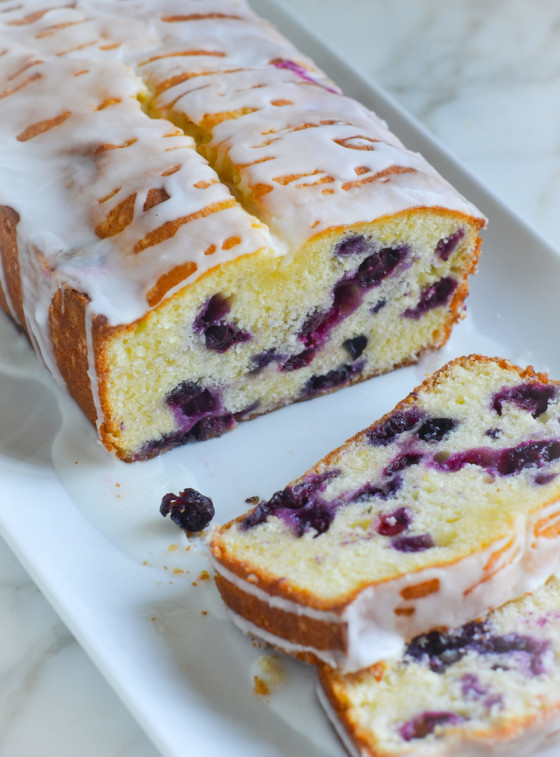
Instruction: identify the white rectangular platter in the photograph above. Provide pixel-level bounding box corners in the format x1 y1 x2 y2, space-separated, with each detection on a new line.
1 1 560 756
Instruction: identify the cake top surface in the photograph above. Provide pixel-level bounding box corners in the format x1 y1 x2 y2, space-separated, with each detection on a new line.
0 0 484 329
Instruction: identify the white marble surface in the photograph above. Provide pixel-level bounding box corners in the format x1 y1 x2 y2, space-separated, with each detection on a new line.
1 1 559 755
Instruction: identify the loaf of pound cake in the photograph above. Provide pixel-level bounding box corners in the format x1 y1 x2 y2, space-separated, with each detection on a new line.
318 576 560 757
0 0 484 461
210 356 560 671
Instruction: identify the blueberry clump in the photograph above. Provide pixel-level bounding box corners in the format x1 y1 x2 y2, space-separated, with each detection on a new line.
282 244 406 372
350 475 404 504
204 323 250 353
281 349 315 372
434 439 560 476
138 404 242 456
241 471 340 537
417 417 457 443
392 533 434 552
403 277 457 320
299 281 362 350
343 334 368 360
376 506 411 536
348 450 422 508
406 620 486 673
492 383 557 419
194 293 230 327
367 408 422 446
500 440 560 475
302 361 363 396
193 402 257 441
535 472 557 485
160 488 215 532
406 620 550 676
384 452 423 477
489 633 550 675
250 349 281 374
356 247 405 288
194 293 250 353
166 381 236 438
399 711 466 741
335 234 372 257
435 228 465 261
191 414 235 441
167 382 219 425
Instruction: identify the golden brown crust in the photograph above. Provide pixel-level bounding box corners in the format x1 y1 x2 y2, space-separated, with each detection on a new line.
47 284 127 459
0 205 114 442
214 572 347 659
0 205 27 332
0 277 10 316
49 287 98 425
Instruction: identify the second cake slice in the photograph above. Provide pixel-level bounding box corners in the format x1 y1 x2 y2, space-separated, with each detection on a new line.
210 355 560 671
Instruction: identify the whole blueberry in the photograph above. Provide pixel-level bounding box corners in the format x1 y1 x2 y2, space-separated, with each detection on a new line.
160 488 215 532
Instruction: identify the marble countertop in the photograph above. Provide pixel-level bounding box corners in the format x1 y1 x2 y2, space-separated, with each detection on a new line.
1 1 559 755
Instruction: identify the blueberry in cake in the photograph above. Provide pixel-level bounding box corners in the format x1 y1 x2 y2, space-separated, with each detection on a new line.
0 0 484 460
210 355 560 670
318 576 560 757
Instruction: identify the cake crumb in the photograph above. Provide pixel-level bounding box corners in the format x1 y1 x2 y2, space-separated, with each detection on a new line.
253 676 269 697
201 610 208 616
198 569 210 581
173 568 184 575
168 544 178 552
258 654 284 690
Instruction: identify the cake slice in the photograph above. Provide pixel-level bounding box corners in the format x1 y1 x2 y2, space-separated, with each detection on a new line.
318 576 560 757
210 355 560 670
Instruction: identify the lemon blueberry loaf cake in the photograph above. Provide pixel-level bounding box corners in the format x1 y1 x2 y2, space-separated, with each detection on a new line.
319 576 560 757
0 0 484 460
210 356 560 671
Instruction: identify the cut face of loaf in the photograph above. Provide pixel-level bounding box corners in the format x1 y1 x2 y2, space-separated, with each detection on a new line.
318 576 560 757
0 0 484 461
210 356 560 671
